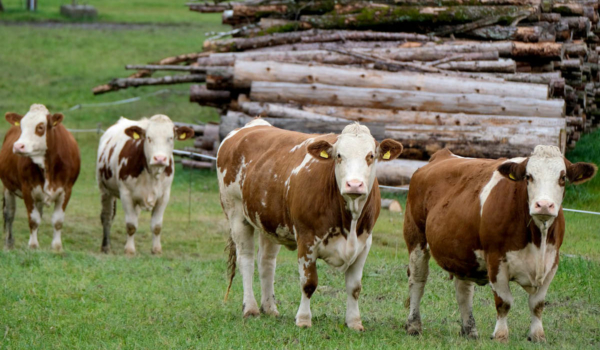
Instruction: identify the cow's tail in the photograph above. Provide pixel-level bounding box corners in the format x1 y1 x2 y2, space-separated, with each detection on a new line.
224 236 236 302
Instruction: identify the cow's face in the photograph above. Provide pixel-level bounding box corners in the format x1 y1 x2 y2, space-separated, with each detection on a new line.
123 114 194 172
5 104 63 160
308 123 402 206
498 145 597 226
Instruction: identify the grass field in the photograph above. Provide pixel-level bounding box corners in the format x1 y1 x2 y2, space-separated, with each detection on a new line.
1 3 599 349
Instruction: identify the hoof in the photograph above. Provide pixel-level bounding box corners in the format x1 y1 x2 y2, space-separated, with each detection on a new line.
29 242 39 250
346 322 365 332
101 245 110 254
528 333 546 343
124 247 136 256
151 247 162 255
243 304 260 318
260 305 280 317
406 322 422 336
51 242 63 252
461 327 479 339
296 315 312 328
491 332 509 343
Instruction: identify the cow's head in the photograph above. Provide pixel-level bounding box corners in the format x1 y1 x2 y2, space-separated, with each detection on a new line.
5 104 63 162
308 123 403 213
498 145 597 226
123 114 194 173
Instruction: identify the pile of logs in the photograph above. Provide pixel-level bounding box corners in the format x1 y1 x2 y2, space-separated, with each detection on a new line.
92 0 600 167
173 121 220 170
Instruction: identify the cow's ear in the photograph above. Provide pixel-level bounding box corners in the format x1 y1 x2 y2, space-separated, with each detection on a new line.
47 113 64 128
307 140 334 161
5 113 23 126
566 160 597 185
377 139 403 161
174 126 194 141
497 160 528 181
124 126 145 140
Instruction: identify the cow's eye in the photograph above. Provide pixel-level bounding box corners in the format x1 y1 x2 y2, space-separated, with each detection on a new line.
525 174 532 182
337 153 341 159
370 153 374 159
561 175 567 182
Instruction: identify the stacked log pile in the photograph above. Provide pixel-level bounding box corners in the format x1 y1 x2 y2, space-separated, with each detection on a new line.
93 0 600 168
174 121 220 170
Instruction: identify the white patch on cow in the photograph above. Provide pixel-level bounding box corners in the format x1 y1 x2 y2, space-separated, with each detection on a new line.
479 157 527 215
317 227 371 272
289 138 314 153
452 154 474 159
490 261 513 340
218 118 272 157
291 154 315 175
13 104 50 168
505 243 557 289
474 249 487 271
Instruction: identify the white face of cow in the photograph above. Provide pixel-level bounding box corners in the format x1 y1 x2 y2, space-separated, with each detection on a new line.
308 123 403 214
123 115 194 173
5 104 64 165
498 145 597 226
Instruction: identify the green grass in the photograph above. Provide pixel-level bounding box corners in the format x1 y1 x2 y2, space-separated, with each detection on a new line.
0 11 600 350
0 0 219 24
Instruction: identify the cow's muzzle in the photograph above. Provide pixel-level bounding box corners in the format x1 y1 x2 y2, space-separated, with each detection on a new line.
531 200 558 221
13 143 26 155
342 179 367 199
150 155 169 166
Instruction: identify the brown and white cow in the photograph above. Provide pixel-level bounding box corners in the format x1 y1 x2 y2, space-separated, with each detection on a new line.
0 104 81 251
96 115 193 255
403 146 597 342
217 119 403 330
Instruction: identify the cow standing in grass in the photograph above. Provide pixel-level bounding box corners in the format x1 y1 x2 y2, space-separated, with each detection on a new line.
0 104 80 251
403 146 597 342
96 115 193 255
217 120 403 330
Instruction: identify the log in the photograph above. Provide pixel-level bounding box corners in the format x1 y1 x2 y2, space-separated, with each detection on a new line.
464 25 546 42
564 42 588 56
384 124 565 159
387 0 541 5
182 159 213 169
238 101 348 122
189 85 231 107
206 66 235 90
301 105 568 126
219 111 386 140
436 59 517 72
188 3 231 13
232 61 548 99
377 159 428 187
380 199 403 213
511 42 563 59
300 6 539 30
462 71 561 83
300 31 440 43
248 41 410 53
124 64 213 72
249 82 565 117
93 74 206 95
174 122 205 135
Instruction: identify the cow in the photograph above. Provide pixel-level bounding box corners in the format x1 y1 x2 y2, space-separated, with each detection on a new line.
96 115 194 255
403 146 597 342
0 104 81 251
217 119 403 330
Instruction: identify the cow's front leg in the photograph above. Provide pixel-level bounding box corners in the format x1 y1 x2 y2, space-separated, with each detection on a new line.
24 194 43 250
150 192 169 255
3 189 16 249
295 240 318 328
344 234 371 331
100 192 116 253
258 232 281 316
121 195 139 256
51 190 69 252
490 262 513 342
454 278 478 338
526 264 557 343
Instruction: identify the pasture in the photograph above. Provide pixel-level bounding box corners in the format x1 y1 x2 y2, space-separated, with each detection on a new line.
1 3 599 349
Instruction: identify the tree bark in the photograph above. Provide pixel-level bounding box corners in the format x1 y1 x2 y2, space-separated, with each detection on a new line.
460 71 561 83
464 25 547 42
511 42 564 59
189 84 231 107
93 75 206 95
238 101 348 122
377 159 428 186
436 59 517 72
232 60 548 99
249 81 564 117
125 64 213 72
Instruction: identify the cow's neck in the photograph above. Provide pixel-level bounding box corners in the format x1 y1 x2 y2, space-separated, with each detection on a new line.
40 126 64 186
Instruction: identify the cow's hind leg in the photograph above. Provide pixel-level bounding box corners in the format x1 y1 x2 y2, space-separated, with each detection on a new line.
121 194 140 256
404 208 430 335
258 232 281 316
150 192 169 255
232 217 259 317
100 192 116 253
295 238 318 328
345 234 372 331
51 189 70 252
490 262 513 342
3 190 16 249
25 195 43 250
526 264 557 343
454 278 478 338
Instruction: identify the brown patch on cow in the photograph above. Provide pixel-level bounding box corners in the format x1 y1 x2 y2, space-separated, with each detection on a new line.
54 221 63 230
558 170 566 187
497 159 529 181
365 152 374 166
494 292 511 318
352 284 362 300
126 223 136 236
165 158 173 177
303 282 317 298
153 225 162 236
565 158 598 185
533 301 544 319
29 218 39 231
108 145 116 161
118 139 147 180
35 122 45 137
99 164 113 180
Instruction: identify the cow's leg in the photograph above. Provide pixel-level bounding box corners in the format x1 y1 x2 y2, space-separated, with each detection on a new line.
150 192 169 255
490 262 513 342
24 194 43 250
230 215 258 317
257 232 281 316
454 278 478 339
404 208 430 335
51 190 70 252
295 239 318 328
345 234 372 331
121 195 139 256
100 192 116 253
526 264 557 343
3 190 16 249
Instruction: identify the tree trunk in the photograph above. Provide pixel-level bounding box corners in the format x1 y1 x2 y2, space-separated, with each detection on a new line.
189 85 232 107
436 59 517 72
377 159 428 186
464 25 547 42
93 74 206 95
232 60 548 99
238 101 348 122
249 81 565 117
125 64 213 72
460 71 561 83
511 42 564 59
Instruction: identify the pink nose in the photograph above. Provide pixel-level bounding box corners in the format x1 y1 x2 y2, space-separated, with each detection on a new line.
153 155 168 165
344 180 366 195
533 200 556 216
13 143 25 153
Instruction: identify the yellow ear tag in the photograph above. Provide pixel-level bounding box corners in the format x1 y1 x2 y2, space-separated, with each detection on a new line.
132 132 140 140
53 121 58 126
577 174 583 180
320 150 329 159
383 150 391 160
179 133 186 140
509 173 516 180
14 122 19 126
